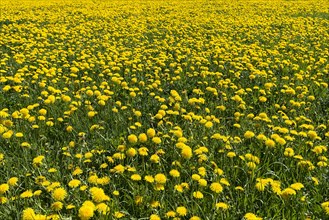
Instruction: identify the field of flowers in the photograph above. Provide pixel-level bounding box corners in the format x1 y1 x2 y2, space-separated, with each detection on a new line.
0 0 329 219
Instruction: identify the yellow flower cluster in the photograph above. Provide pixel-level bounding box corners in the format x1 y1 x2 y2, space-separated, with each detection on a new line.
0 0 328 219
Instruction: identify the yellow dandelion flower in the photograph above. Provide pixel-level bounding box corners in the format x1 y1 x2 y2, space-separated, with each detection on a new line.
147 128 156 138
0 197 7 204
113 211 125 218
321 201 329 209
138 133 148 142
307 130 318 140
78 205 94 220
227 152 236 158
21 142 31 148
204 121 213 128
193 191 204 199
38 109 47 115
126 148 137 157
247 162 257 169
90 187 109 203
128 134 138 144
175 184 184 193
22 208 35 220
169 169 180 178
15 132 24 137
112 190 120 196
33 190 42 196
150 154 160 163
265 139 276 148
144 175 154 183
192 174 201 181
151 201 161 208
68 179 81 188
70 67 79 73
210 182 223 193
244 212 263 220
20 190 33 198
152 137 161 144
198 179 207 187
214 168 224 175
66 126 73 132
2 130 13 139
84 152 93 159
150 214 161 220
166 211 176 217
276 137 286 145
176 206 187 216
96 203 110 215
113 164 125 173
48 168 57 173
280 188 296 199
154 173 167 184
138 147 149 156
135 196 143 205
216 202 229 210
284 148 294 157
131 174 142 181
220 178 230 186
311 177 319 185
52 187 67 201
154 183 165 191
290 183 304 191
0 184 9 194
51 201 63 211
73 168 83 176
244 131 255 139
181 146 193 159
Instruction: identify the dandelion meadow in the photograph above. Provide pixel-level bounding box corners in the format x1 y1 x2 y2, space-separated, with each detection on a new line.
0 0 328 219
